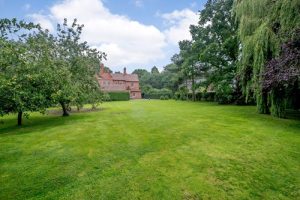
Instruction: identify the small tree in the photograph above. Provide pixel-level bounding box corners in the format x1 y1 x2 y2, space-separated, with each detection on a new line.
151 66 159 74
49 19 105 116
263 33 300 117
179 40 200 101
0 18 105 125
0 19 58 125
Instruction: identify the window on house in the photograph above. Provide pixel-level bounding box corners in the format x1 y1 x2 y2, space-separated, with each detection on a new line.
131 82 134 87
133 92 135 96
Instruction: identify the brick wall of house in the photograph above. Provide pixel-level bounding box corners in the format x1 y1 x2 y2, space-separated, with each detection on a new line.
97 64 142 99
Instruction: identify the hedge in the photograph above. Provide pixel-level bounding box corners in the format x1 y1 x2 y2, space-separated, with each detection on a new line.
107 91 130 101
143 88 172 99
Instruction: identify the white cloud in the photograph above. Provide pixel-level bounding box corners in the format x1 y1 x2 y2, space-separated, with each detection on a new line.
28 13 54 32
134 0 143 7
27 0 198 72
28 0 166 71
161 9 198 45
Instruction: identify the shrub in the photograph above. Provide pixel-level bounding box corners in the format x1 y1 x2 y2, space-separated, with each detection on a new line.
187 93 193 100
215 83 234 104
174 92 180 100
144 88 172 99
159 95 169 100
102 93 111 101
175 86 188 100
195 92 202 101
202 92 215 101
107 92 130 101
186 92 203 101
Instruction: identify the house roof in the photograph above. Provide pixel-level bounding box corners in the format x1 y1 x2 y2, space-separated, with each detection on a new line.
98 64 139 82
110 73 139 82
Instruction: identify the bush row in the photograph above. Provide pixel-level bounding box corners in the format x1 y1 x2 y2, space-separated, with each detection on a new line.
160 96 170 100
104 92 130 101
143 88 172 99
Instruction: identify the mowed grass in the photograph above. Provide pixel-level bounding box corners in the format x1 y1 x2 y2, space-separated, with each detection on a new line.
0 100 300 200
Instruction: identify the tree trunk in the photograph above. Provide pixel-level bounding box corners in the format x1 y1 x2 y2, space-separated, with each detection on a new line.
192 75 196 102
17 111 22 126
60 102 69 117
257 91 270 114
185 79 188 100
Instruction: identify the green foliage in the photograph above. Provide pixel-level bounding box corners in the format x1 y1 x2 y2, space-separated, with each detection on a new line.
159 95 169 100
215 81 235 104
0 19 54 125
151 66 159 74
186 91 205 101
0 18 105 124
49 18 105 116
132 69 148 78
233 0 300 117
175 0 238 103
102 93 111 102
195 92 202 101
107 92 130 101
174 86 188 100
179 40 199 101
143 88 172 99
134 64 182 97
202 92 215 102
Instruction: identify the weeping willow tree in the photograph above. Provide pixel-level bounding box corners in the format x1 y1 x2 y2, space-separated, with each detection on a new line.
233 0 300 117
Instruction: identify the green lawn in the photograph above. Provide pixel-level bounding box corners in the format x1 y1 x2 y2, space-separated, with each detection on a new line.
1 100 299 199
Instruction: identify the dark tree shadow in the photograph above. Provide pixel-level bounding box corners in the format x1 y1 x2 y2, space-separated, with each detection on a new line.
0 113 91 136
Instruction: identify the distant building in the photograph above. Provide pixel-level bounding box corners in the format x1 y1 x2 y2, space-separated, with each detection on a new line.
97 64 142 99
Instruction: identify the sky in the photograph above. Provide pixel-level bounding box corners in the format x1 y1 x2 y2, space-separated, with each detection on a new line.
0 0 206 72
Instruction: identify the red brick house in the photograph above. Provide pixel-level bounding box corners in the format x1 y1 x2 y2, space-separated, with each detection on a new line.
97 64 142 99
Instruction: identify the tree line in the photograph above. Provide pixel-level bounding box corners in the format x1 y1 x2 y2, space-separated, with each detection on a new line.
0 0 299 126
0 18 105 125
133 0 299 118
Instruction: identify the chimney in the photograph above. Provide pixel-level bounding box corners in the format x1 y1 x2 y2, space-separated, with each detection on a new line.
100 63 104 75
123 67 127 75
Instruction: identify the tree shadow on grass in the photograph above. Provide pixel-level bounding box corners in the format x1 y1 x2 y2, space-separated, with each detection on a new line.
46 107 105 116
0 113 89 136
0 106 108 136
